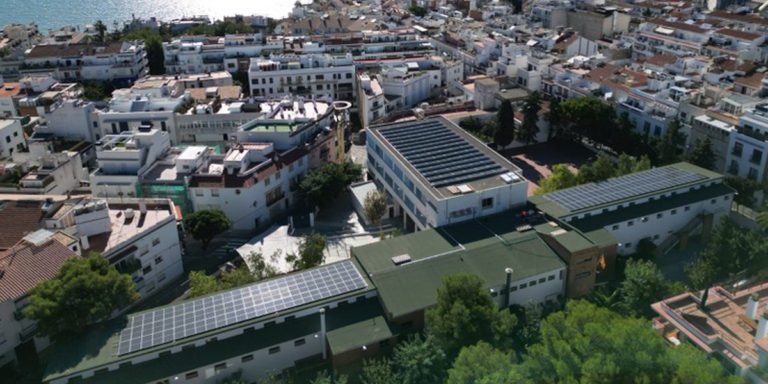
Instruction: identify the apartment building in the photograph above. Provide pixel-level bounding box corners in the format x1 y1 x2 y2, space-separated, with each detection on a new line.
90 129 172 198
652 283 768 382
367 117 528 231
704 28 766 63
0 118 25 158
0 230 79 370
15 75 82 118
21 42 147 83
357 73 385 129
630 19 710 59
248 53 356 102
92 88 187 143
6 140 89 195
531 163 734 257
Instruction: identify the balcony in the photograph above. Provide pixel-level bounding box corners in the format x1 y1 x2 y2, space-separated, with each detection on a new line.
19 323 38 341
750 155 762 165
266 192 285 207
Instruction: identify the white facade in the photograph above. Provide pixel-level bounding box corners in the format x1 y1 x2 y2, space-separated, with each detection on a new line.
21 42 147 83
248 53 356 102
93 91 186 143
0 118 25 158
40 100 97 141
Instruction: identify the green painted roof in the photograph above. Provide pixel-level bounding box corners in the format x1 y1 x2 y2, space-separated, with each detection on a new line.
353 213 567 319
327 315 398 355
530 162 725 218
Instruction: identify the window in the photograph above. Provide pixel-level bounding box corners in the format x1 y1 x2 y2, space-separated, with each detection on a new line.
710 199 716 205
269 346 281 354
530 280 537 287
560 270 564 280
94 368 109 375
211 189 220 197
242 354 254 363
520 283 527 289
152 238 161 246
625 242 632 248
298 158 304 166
627 220 634 227
214 363 226 372
143 265 152 274
195 189 203 197
575 271 591 279
294 338 306 347
653 234 660 240
481 197 494 209
641 217 648 222
155 256 163 265
289 163 294 172
510 286 518 292
684 206 690 211
656 213 663 219
5 136 9 143
13 131 18 137
671 209 677 215
539 277 546 283
264 177 271 186
548 275 555 281
612 225 619 230
185 371 199 379
724 196 730 201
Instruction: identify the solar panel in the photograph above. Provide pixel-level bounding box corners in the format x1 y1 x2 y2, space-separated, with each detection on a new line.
544 166 707 212
379 119 506 188
116 261 367 356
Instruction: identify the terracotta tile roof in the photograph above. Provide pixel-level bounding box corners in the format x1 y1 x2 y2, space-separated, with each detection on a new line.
554 33 579 50
735 72 767 89
644 54 677 67
25 42 123 59
0 83 22 98
0 201 45 250
715 28 762 41
715 59 756 73
0 239 79 301
708 10 768 27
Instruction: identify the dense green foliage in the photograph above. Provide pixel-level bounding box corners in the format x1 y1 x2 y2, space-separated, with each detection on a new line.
360 357 397 384
185 21 254 36
726 176 761 208
364 189 388 237
458 116 496 143
688 137 717 171
392 333 448 384
286 232 326 271
24 253 139 337
121 27 165 75
517 92 542 146
687 218 768 289
447 341 515 384
425 273 517 353
536 153 650 194
408 5 428 17
621 259 686 318
188 267 257 298
656 118 687 165
494 100 516 148
299 161 363 208
185 209 232 250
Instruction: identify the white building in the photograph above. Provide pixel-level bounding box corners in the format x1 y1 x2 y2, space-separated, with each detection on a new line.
0 118 25 158
248 53 356 102
0 231 79 370
531 163 734 256
9 141 89 195
93 88 187 143
357 73 386 129
367 116 529 231
90 129 172 197
21 42 147 83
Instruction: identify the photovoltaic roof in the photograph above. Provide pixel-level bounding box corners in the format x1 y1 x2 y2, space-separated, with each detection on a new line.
377 119 506 188
543 166 707 212
116 261 367 356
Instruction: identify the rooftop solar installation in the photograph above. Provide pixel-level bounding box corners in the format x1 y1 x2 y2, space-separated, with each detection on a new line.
378 120 506 188
116 261 367 356
544 166 707 212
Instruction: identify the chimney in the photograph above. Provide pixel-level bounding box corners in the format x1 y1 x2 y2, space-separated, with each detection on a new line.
80 235 90 251
757 310 768 342
747 293 760 320
139 201 147 215
319 308 327 360
504 268 513 308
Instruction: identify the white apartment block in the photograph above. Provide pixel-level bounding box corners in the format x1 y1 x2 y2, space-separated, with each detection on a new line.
367 117 528 231
248 53 356 102
7 141 89 195
21 42 147 83
357 73 386 129
49 197 184 301
0 118 25 158
724 105 768 186
90 129 172 198
92 89 187 142
174 103 263 146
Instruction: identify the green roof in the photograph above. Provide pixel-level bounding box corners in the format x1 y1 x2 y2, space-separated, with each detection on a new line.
327 315 398 355
44 260 376 382
529 162 725 218
353 213 567 319
45 298 388 384
567 183 735 233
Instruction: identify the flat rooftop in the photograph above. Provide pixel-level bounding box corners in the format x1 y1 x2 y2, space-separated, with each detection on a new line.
86 202 174 255
353 212 567 319
259 99 330 121
370 116 525 200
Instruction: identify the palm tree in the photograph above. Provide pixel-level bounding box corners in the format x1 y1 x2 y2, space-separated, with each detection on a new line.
586 288 629 315
757 210 768 230
94 20 107 42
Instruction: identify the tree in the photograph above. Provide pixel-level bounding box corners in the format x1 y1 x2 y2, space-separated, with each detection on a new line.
502 300 740 384
586 287 628 315
360 357 397 384
559 97 615 144
188 271 220 298
299 161 363 208
408 5 428 17
759 211 768 231
185 209 232 250
517 301 543 348
219 267 257 288
622 259 686 318
121 28 166 75
613 112 640 155
494 100 516 149
94 20 108 42
364 189 388 238
425 273 517 353
392 333 447 384
311 371 347 384
656 118 686 165
534 164 577 195
248 251 280 280
24 253 139 337
517 92 542 146
545 97 566 140
669 344 743 384
287 232 326 270
447 341 515 384
616 153 651 176
688 137 717 170
576 152 616 184
726 176 760 208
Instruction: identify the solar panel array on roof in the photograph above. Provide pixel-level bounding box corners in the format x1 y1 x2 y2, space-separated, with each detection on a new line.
116 261 367 356
378 120 506 188
544 166 707 212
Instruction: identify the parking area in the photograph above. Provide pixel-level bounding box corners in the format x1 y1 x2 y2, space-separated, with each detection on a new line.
500 140 595 195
